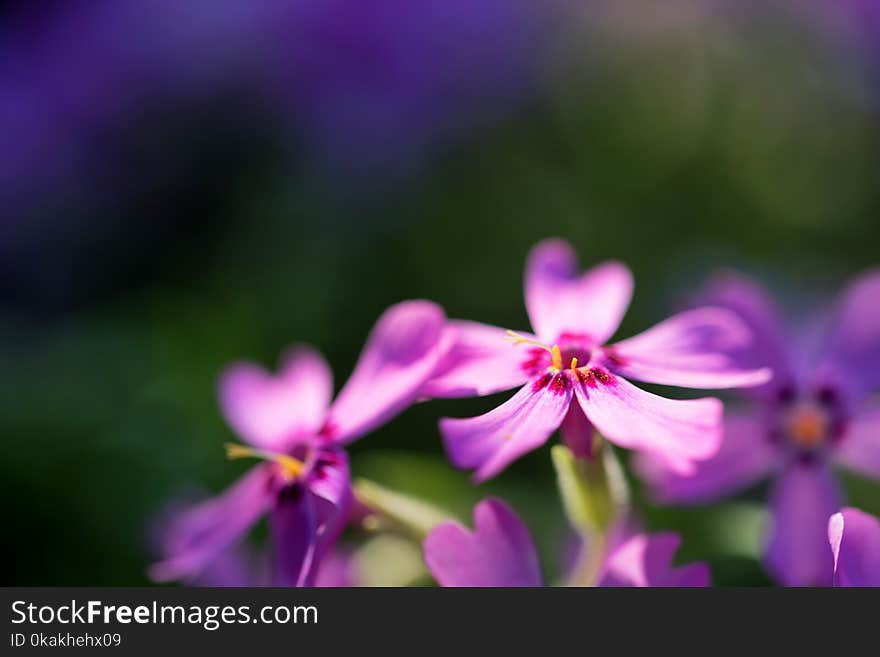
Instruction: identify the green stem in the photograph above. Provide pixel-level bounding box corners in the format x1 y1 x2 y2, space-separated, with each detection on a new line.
566 530 607 587
552 435 631 587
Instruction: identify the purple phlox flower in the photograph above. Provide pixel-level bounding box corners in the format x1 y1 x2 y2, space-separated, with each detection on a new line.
423 498 709 587
828 507 880 587
637 270 880 586
425 238 771 482
150 300 451 587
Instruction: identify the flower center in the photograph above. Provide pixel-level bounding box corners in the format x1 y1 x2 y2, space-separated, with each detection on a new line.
507 330 591 374
781 403 830 451
225 443 306 481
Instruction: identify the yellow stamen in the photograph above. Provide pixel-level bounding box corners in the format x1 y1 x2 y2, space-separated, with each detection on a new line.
505 330 552 351
504 330 567 371
569 356 578 370
224 442 305 480
224 442 258 460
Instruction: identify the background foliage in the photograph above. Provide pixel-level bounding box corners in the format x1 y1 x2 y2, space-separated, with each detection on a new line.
3 0 880 585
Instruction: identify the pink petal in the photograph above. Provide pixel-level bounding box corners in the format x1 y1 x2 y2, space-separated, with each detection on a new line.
635 410 779 504
149 465 275 583
524 238 633 345
218 346 332 451
574 372 722 475
599 532 710 587
765 461 841 586
833 404 880 480
699 272 793 393
822 269 880 398
423 498 543 587
609 307 772 389
440 378 572 482
829 508 880 587
420 320 530 398
328 300 451 444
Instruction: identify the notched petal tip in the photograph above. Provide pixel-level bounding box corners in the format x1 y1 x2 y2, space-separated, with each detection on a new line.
328 299 451 444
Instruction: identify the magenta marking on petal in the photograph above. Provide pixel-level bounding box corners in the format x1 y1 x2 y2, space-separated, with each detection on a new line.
549 373 569 395
593 368 615 385
532 373 553 392
577 367 615 388
557 331 592 345
575 368 594 387
318 420 338 441
520 347 550 377
603 346 628 368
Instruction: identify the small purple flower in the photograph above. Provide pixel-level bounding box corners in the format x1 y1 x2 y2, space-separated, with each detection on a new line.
637 271 880 586
828 507 880 587
425 238 770 482
423 498 709 587
150 300 450 587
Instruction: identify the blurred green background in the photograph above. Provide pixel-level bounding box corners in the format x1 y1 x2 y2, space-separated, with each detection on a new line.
4 1 880 585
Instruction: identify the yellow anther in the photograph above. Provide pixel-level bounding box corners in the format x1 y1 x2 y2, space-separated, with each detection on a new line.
569 357 578 370
551 345 563 371
225 442 258 460
224 442 305 480
274 454 306 479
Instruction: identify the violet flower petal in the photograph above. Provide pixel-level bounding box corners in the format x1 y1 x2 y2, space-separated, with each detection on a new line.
423 498 543 587
822 269 880 398
765 461 841 586
524 238 633 345
307 449 354 577
610 307 772 389
699 272 793 395
149 464 275 583
834 405 880 479
440 381 572 482
328 300 450 444
271 449 353 587
271 488 319 587
829 507 880 587
218 345 333 451
635 410 779 504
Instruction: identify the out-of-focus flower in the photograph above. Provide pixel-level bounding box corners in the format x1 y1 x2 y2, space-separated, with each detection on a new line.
423 498 709 587
270 0 556 178
637 271 880 586
0 0 562 311
828 507 880 587
150 300 451 586
426 238 770 482
0 0 557 212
